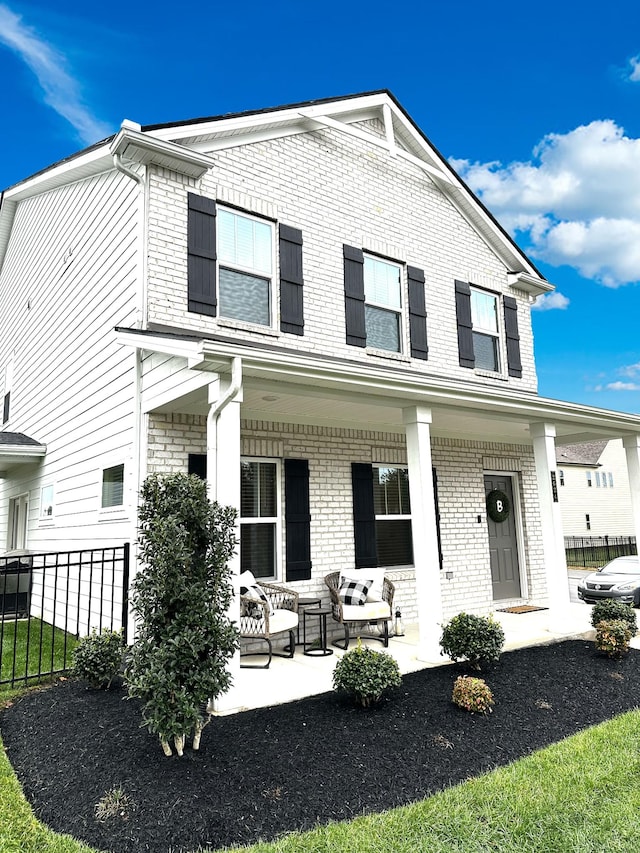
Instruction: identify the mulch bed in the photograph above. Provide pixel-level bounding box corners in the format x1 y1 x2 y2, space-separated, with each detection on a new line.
2 639 640 853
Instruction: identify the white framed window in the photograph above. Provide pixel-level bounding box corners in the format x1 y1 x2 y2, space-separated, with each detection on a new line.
470 287 500 372
595 472 601 487
217 207 274 327
586 472 592 487
558 469 565 486
40 484 54 519
101 464 124 509
372 465 413 566
364 255 403 353
240 458 280 579
609 472 614 487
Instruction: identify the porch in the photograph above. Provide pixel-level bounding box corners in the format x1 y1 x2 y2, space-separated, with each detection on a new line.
220 600 598 714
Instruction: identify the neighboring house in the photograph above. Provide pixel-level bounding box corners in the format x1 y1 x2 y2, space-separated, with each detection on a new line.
1 91 640 686
556 439 635 537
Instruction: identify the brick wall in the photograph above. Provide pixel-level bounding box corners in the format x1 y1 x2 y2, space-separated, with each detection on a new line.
144 117 538 394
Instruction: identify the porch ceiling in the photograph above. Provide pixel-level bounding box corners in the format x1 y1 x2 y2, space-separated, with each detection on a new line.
0 433 46 478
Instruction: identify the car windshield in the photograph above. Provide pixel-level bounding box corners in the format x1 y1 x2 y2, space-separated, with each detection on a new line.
600 561 640 575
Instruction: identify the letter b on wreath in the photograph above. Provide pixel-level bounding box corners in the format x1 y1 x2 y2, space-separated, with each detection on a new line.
486 489 511 523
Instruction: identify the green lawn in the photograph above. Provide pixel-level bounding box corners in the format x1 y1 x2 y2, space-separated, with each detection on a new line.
1 694 640 853
0 619 78 687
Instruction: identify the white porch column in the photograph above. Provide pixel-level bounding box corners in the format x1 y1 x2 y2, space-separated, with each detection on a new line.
207 374 243 712
529 422 570 630
623 435 640 549
403 405 443 662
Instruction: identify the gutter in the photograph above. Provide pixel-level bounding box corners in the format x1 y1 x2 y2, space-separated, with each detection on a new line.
206 357 242 501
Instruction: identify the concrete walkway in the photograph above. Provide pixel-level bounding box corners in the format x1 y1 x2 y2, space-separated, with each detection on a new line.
218 600 610 715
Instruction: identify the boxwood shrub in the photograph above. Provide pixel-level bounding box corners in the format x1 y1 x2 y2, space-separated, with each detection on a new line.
440 612 505 670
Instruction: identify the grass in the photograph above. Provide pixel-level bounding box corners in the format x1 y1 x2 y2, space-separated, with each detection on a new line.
0 619 78 687
1 682 640 853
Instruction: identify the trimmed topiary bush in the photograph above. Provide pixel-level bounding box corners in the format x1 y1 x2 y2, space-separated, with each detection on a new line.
591 599 637 635
72 628 124 689
452 675 494 714
332 640 402 707
595 619 633 658
125 473 239 756
440 612 505 670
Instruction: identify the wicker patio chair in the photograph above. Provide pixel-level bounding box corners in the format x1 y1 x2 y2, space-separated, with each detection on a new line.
240 579 299 669
324 570 395 650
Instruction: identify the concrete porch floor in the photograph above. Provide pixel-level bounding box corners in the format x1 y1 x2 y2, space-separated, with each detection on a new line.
218 600 623 715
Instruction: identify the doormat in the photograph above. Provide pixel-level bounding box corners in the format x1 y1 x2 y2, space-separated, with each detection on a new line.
496 605 549 614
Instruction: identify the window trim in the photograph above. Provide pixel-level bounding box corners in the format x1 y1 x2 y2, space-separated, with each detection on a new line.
363 254 404 354
217 206 276 329
240 456 282 581
99 462 126 515
372 463 413 568
470 285 501 373
40 483 55 521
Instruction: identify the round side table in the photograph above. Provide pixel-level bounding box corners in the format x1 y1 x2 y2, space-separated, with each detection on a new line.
303 606 333 656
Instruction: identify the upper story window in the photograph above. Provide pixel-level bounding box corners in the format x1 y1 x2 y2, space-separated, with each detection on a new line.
364 256 403 352
217 208 274 326
470 288 500 372
587 472 593 487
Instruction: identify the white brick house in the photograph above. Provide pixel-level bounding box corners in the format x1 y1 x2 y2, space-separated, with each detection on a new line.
2 91 640 677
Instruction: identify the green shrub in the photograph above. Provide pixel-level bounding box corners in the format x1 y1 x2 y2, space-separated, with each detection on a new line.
452 675 494 714
595 619 633 658
71 628 124 689
125 473 239 756
440 612 505 670
591 600 637 634
332 640 402 707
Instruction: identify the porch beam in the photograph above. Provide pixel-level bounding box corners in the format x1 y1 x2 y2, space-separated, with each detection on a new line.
622 435 640 551
529 422 571 629
403 405 443 661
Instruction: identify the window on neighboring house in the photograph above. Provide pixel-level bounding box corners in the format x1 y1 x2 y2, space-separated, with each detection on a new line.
602 471 608 488
470 287 500 371
2 391 8 424
101 464 124 508
40 484 54 519
609 472 614 487
372 465 413 566
364 256 403 352
217 208 273 326
586 513 591 531
587 472 592 487
595 472 601 487
558 469 565 486
240 458 279 579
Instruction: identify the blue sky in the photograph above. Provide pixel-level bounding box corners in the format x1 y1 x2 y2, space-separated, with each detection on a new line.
1 0 639 414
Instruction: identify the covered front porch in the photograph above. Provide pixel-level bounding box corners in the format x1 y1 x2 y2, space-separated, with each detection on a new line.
223 599 597 713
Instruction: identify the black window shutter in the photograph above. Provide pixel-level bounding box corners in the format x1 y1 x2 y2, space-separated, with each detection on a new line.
503 296 523 378
284 458 312 581
279 225 304 335
187 193 217 316
344 245 366 347
2 391 9 424
455 280 475 368
188 453 207 480
432 466 444 570
351 463 378 569
407 266 428 360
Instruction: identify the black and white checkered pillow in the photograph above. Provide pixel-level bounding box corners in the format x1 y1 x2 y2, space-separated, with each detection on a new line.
240 583 272 618
338 578 372 606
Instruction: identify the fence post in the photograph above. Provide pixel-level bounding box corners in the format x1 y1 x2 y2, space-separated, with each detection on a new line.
121 543 130 644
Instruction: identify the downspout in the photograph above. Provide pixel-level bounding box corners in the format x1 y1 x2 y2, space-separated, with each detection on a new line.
207 356 242 501
113 153 144 187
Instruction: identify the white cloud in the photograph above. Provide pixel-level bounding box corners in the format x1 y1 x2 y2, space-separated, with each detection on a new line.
605 381 640 392
0 4 110 145
619 362 640 377
531 291 570 311
453 119 640 287
629 55 640 82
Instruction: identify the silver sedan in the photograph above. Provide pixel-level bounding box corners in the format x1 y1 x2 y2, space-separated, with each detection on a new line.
577 556 640 606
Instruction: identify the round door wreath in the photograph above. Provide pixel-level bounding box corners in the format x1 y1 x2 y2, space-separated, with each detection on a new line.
486 489 511 523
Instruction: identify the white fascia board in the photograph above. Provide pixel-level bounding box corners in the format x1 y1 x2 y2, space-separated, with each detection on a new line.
109 128 213 178
115 329 205 361
3 146 114 202
507 271 555 297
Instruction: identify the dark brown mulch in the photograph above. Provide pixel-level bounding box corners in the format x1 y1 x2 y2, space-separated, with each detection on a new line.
2 640 640 853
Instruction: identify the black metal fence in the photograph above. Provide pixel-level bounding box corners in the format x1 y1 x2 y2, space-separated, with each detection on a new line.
565 535 637 569
0 544 129 688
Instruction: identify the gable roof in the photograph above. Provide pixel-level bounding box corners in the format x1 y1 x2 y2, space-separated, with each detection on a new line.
0 90 553 296
556 440 609 467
